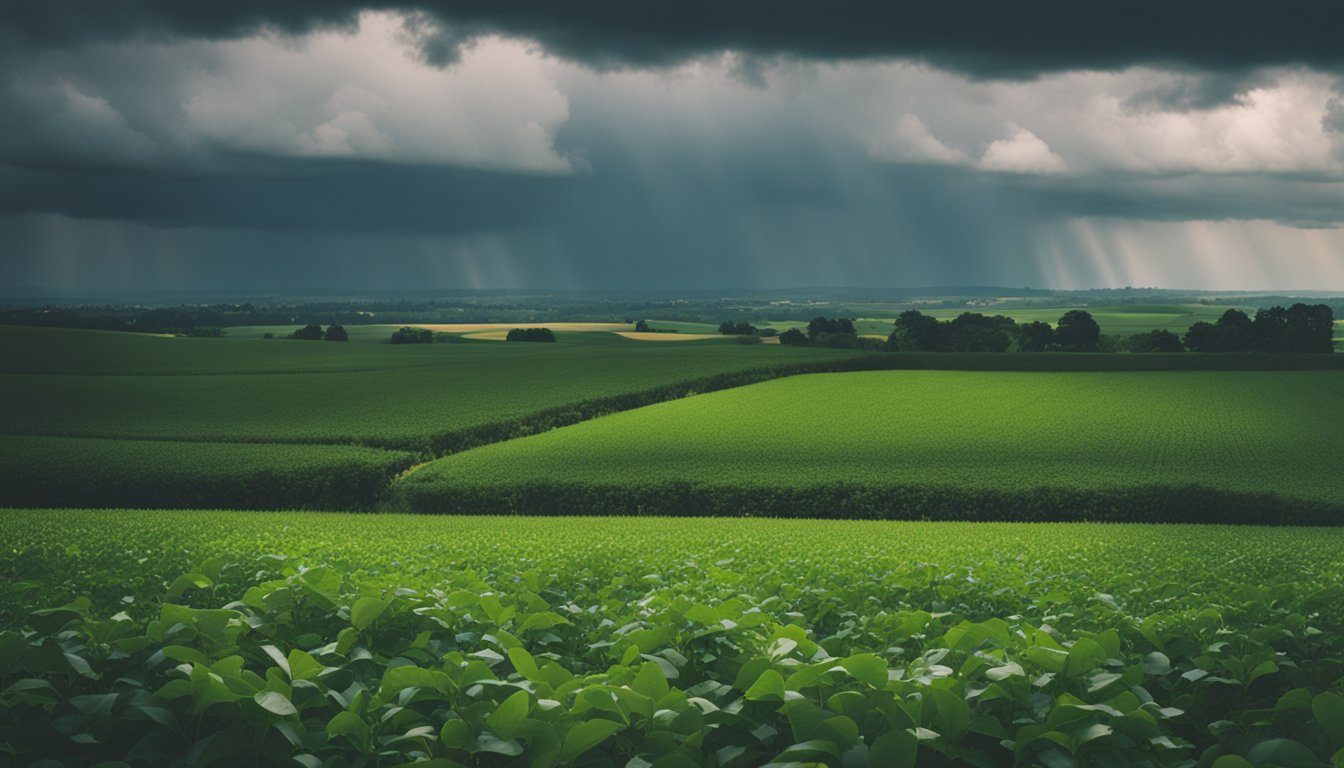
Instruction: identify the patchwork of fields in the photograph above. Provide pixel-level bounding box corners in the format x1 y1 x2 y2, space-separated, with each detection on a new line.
3 319 1344 767
2 511 1341 766
404 370 1344 522
0 326 859 507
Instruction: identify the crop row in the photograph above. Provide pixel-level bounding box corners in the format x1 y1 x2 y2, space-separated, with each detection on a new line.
1 512 1341 766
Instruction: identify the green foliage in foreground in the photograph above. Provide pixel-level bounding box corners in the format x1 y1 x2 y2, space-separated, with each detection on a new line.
404 371 1344 523
1 512 1342 767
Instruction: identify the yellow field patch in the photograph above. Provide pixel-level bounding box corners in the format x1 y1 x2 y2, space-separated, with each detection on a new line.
411 322 630 333
613 332 723 342
461 331 511 341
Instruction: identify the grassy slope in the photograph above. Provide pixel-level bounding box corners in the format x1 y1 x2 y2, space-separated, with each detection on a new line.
405 369 1344 520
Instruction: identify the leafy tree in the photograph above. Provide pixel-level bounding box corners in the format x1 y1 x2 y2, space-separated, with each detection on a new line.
1127 329 1184 353
946 313 1012 353
289 324 324 341
389 326 433 344
889 310 946 352
718 321 759 335
806 316 855 338
1285 303 1335 353
506 327 556 342
324 324 349 342
1183 321 1219 352
1017 321 1055 353
1212 309 1254 352
634 320 651 332
1053 311 1100 352
778 328 808 345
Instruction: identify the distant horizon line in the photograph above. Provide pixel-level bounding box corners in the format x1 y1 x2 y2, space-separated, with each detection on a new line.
4 285 1344 300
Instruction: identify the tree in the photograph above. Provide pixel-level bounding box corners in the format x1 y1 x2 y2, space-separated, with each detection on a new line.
1127 329 1184 353
718 320 759 335
1017 321 1054 353
289 323 323 341
1285 303 1334 353
634 320 651 332
778 328 808 345
1212 309 1254 352
807 316 855 338
889 310 946 352
1183 321 1219 352
324 324 349 342
506 327 556 342
946 312 1013 353
389 326 433 344
1053 310 1100 352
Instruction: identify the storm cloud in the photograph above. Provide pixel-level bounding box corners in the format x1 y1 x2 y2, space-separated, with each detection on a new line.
1 4 1342 292
7 1 1344 77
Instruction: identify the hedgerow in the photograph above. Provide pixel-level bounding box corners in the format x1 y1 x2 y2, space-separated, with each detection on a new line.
399 481 1344 525
1 512 1341 766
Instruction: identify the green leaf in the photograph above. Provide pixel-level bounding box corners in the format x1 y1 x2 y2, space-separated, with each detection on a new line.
745 669 786 701
560 719 623 762
1063 638 1107 679
1243 739 1323 768
507 647 540 680
1142 652 1171 675
350 597 388 630
1313 692 1344 749
254 691 297 717
519 611 569 633
326 711 370 749
838 653 888 687
630 661 669 700
440 719 470 750
869 729 918 767
487 690 530 740
1210 757 1254 768
166 573 212 599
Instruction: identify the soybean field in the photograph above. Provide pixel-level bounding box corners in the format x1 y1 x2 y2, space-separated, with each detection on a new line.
1 511 1341 767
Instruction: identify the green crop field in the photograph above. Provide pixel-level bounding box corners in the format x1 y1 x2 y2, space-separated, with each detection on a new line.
404 370 1344 522
0 326 860 507
1 511 1341 767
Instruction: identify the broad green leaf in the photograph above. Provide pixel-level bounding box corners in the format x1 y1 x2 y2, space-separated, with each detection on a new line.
254 690 297 717
744 669 786 701
350 597 388 630
487 690 530 740
559 719 623 762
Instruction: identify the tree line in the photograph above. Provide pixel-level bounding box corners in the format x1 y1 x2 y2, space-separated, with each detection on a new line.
750 304 1334 353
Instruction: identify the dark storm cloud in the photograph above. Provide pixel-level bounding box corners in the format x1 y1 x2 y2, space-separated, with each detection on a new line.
6 1 1344 78
1121 71 1276 113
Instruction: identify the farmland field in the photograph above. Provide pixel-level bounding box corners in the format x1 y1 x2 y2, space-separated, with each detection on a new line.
1 511 1341 766
403 370 1344 522
0 326 860 507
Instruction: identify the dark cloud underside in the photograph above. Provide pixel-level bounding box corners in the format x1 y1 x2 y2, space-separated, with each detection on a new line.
7 1 1344 76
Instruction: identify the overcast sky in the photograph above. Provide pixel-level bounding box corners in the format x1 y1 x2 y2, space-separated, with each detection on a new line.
3 2 1343 292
